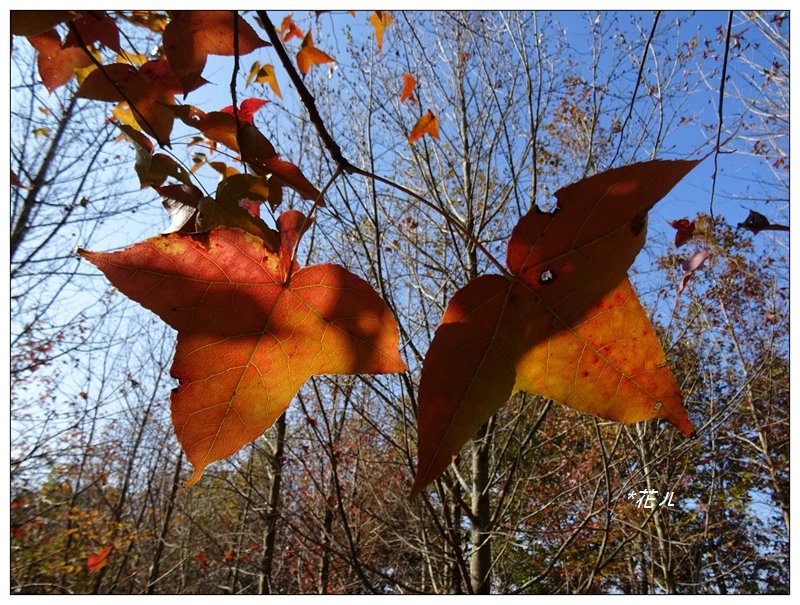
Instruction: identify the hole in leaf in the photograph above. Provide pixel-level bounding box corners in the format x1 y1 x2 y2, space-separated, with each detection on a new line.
539 269 555 285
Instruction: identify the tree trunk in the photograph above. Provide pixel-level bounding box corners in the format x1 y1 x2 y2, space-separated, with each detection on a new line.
258 413 286 594
147 453 183 594
469 421 492 594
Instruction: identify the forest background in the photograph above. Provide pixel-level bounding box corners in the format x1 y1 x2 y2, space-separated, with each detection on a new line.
6 8 790 594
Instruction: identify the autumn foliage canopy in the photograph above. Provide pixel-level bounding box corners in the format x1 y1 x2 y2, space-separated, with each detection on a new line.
14 9 697 491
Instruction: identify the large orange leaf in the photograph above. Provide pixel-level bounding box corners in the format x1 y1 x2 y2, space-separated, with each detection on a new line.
78 212 406 485
163 11 268 94
412 159 699 495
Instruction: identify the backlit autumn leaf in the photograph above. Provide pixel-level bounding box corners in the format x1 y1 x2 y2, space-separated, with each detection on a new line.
668 218 695 247
412 159 699 495
195 175 280 247
163 11 268 94
279 15 304 43
173 106 322 203
26 28 93 92
78 211 406 485
296 32 335 76
78 59 204 146
248 62 283 99
87 545 113 573
400 73 417 104
63 11 121 53
219 98 268 125
11 10 76 36
408 110 439 144
369 10 395 53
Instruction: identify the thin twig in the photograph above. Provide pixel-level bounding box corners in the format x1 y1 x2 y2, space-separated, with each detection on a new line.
230 10 241 126
256 11 349 170
255 10 507 277
610 11 661 166
709 11 733 220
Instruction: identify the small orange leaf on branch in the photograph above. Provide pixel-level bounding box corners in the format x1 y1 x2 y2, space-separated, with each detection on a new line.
279 15 304 43
369 10 395 53
296 32 335 76
408 110 439 144
247 62 282 98
400 73 417 104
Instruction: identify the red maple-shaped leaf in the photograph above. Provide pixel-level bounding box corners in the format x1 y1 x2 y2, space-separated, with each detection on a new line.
296 32 335 76
408 110 439 144
78 211 406 485
26 28 93 93
87 545 113 573
412 159 699 495
163 11 268 94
